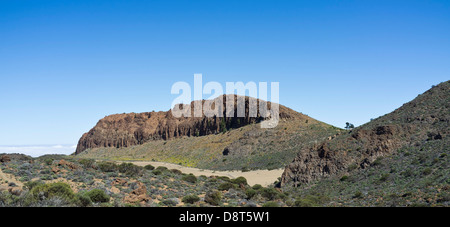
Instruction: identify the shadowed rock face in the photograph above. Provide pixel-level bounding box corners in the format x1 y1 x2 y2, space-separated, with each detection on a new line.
75 95 305 154
281 81 449 187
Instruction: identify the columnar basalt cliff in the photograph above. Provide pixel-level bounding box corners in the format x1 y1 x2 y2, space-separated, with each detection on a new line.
281 81 449 187
75 95 306 154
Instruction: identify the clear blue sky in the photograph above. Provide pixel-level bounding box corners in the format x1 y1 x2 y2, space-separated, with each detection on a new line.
1 0 449 146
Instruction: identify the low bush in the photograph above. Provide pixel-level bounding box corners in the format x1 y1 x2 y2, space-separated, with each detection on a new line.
218 182 236 191
182 195 200 204
262 201 279 207
340 175 349 182
294 198 316 207
182 174 197 184
118 162 143 176
76 193 92 207
205 190 222 206
24 181 44 190
97 162 118 172
84 189 110 203
44 159 54 166
294 194 329 207
347 163 358 171
29 182 77 205
217 176 231 182
252 184 263 190
353 191 363 199
155 166 168 172
152 170 162 175
161 199 178 207
231 177 248 186
245 188 257 200
260 187 280 200
170 169 183 175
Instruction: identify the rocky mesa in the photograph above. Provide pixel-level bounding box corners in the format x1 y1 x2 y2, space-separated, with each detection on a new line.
75 95 306 155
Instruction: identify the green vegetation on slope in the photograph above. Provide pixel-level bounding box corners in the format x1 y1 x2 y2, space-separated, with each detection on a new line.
0 155 288 207
77 120 342 171
283 138 449 207
281 81 449 206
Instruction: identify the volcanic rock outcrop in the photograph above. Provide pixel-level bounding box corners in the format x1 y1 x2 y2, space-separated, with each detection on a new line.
75 95 302 154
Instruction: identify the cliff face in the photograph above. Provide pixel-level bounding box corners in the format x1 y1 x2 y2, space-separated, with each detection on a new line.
75 95 303 154
281 81 449 187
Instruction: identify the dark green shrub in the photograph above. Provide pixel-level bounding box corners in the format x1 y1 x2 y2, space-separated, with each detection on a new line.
44 159 54 166
294 198 316 207
409 203 429 207
24 181 44 190
182 195 200 204
217 176 231 182
97 162 118 172
182 174 197 184
340 175 349 182
205 190 222 206
218 182 236 191
170 169 183 175
29 182 76 204
76 193 92 207
252 184 263 190
260 188 280 200
39 169 51 175
353 191 363 199
245 188 257 200
161 199 178 207
378 173 390 182
152 170 162 175
294 194 328 207
231 177 248 186
118 162 143 176
85 189 110 203
262 201 279 207
144 164 155 170
155 166 168 172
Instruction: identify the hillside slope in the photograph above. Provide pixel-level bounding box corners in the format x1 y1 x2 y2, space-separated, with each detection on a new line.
75 95 342 171
76 95 304 154
281 81 449 187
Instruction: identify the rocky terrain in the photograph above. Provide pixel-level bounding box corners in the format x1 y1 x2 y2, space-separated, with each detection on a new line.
0 154 292 207
75 95 342 171
282 81 449 187
76 95 305 154
1 81 448 207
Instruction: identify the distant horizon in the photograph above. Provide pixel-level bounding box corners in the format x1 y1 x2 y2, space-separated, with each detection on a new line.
0 144 76 157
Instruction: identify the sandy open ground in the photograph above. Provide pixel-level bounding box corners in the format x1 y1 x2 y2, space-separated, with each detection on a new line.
130 161 284 187
0 167 24 188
